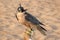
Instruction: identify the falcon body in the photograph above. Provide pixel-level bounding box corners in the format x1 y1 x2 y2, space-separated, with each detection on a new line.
17 12 32 28
16 4 47 35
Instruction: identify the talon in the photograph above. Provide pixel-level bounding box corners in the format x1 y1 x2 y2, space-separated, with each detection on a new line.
25 29 34 37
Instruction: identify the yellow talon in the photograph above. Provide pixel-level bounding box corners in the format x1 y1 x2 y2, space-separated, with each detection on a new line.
25 29 33 36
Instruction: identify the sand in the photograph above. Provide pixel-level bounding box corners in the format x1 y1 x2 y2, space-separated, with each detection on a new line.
0 0 60 40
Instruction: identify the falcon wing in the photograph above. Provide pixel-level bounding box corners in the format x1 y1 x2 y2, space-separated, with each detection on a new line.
25 12 47 35
25 12 44 25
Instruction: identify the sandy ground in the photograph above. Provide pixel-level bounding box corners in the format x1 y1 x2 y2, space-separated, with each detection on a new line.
0 0 60 40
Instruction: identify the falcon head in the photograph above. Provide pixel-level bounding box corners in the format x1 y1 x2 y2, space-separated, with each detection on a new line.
17 4 27 12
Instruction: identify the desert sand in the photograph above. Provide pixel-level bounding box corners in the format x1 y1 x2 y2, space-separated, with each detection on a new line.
0 0 60 40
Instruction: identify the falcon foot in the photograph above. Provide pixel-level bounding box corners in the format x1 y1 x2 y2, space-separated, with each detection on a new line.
24 28 34 40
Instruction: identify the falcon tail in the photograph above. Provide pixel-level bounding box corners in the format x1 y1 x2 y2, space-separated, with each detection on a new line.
36 25 47 35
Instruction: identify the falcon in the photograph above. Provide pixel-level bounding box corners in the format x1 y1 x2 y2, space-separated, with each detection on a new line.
16 4 47 35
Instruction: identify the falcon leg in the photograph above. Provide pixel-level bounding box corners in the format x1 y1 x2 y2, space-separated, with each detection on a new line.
24 28 34 40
